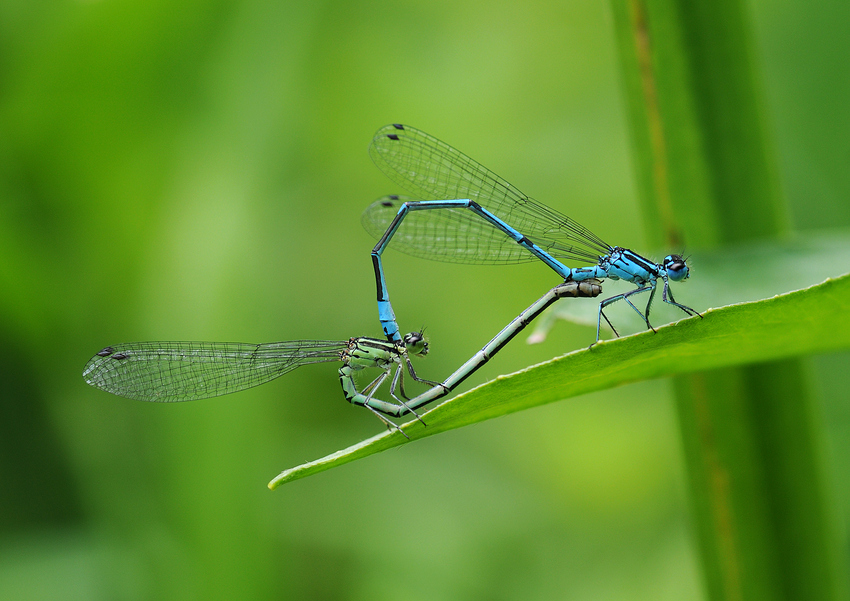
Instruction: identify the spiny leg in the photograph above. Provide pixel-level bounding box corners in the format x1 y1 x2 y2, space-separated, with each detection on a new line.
391 361 410 400
360 369 390 397
642 281 658 328
596 303 620 342
388 363 426 425
663 280 702 318
595 286 653 342
620 285 655 332
403 356 442 388
360 369 410 438
365 403 409 439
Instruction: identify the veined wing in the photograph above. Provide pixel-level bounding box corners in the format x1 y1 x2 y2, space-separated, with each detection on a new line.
362 195 544 264
368 124 612 264
83 340 346 402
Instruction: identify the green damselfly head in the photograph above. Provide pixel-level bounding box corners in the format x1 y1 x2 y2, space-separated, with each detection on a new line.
402 331 429 357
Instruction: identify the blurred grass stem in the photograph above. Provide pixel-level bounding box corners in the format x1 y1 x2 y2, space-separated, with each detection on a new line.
610 0 849 599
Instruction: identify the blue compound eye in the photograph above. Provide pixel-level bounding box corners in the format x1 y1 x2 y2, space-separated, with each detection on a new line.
664 255 690 281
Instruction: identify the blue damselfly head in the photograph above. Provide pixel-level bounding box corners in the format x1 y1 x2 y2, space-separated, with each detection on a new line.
663 254 690 281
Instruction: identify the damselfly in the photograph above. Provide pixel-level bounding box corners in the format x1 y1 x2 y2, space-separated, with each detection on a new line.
83 333 433 429
363 124 701 344
83 281 599 425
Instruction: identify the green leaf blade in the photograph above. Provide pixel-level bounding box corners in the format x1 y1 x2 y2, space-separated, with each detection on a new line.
270 273 850 488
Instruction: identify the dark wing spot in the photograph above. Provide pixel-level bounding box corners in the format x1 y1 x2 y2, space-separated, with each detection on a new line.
96 347 115 357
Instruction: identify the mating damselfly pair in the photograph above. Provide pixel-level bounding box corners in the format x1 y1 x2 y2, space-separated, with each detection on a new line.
83 124 700 428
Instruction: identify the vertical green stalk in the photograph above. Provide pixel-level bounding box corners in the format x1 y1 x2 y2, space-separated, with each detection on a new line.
609 1 848 599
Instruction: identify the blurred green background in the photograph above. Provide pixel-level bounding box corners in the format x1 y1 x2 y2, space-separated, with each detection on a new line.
1 1 848 599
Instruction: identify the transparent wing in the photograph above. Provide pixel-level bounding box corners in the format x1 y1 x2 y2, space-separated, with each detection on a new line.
362 195 541 264
82 340 346 402
368 124 612 264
